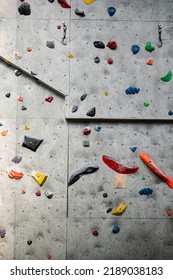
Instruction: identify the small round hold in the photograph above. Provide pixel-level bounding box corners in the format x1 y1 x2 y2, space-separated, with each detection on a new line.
107 207 112 213
35 190 41 196
18 2 31 16
57 25 61 29
103 193 108 198
83 126 91 135
94 57 100 63
112 225 120 234
14 69 22 76
107 58 113 64
92 230 99 236
131 44 140 55
27 240 32 245
47 253 52 259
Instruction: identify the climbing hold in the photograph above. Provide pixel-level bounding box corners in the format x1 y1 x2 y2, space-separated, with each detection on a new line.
26 47 32 52
102 155 139 174
7 169 24 179
146 59 154 65
139 152 173 189
46 41 55 49
93 41 105 49
84 0 96 4
68 162 99 186
47 253 53 260
125 87 140 95
92 230 99 236
72 105 78 113
86 107 96 117
62 22 67 45
31 170 47 186
31 71 37 76
35 190 41 196
75 8 85 17
18 2 31 15
1 130 8 136
44 189 54 199
112 203 128 215
48 0 55 3
130 146 137 153
27 240 32 245
103 193 108 198
94 125 102 132
114 174 127 189
131 44 140 55
107 58 113 64
21 189 26 194
112 225 120 234
107 208 112 213
145 42 155 52
160 71 172 82
14 69 22 76
57 25 61 29
141 176 146 180
21 106 27 110
139 187 153 195
5 93 11 98
18 96 23 102
83 126 91 135
166 210 173 216
14 52 22 60
82 140 90 147
94 57 100 63
107 6 116 17
158 24 162 47
107 40 117 50
11 155 22 164
58 0 71 8
68 53 74 58
22 136 44 152
104 91 109 96
80 93 87 101
168 111 173 116
45 96 54 103
0 229 6 238
143 102 150 107
24 125 30 130
0 122 3 126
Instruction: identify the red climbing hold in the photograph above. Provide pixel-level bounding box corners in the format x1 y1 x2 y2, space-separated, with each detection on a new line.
92 230 99 236
35 190 41 196
83 126 91 135
146 59 154 65
58 0 71 8
166 210 173 216
102 155 139 174
47 253 53 259
107 40 117 50
45 96 54 103
107 58 113 64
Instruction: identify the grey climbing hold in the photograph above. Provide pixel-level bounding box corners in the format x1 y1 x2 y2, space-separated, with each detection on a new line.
80 93 87 101
14 69 22 76
68 162 99 186
5 93 11 98
72 105 78 113
21 106 27 110
11 155 22 164
0 229 6 238
94 57 100 63
44 189 54 199
86 107 96 117
18 2 31 15
31 71 37 76
82 140 90 147
22 136 44 152
75 8 85 17
46 41 55 49
93 41 105 49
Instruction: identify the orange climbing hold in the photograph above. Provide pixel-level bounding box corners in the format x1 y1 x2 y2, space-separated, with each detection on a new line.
21 189 26 194
68 53 74 58
7 169 24 179
26 47 32 52
146 59 154 65
18 96 23 102
1 130 8 136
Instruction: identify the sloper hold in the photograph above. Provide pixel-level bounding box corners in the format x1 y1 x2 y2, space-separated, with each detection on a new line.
111 203 128 215
75 8 85 17
102 155 139 174
84 0 96 4
31 170 47 186
58 0 71 8
68 162 99 186
160 71 172 82
107 6 116 17
86 107 96 117
93 41 105 49
22 136 43 152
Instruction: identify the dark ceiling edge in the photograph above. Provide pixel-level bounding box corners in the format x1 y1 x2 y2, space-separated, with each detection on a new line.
65 118 173 124
0 55 66 99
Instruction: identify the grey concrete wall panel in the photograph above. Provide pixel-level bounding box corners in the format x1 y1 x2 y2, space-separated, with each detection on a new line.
0 0 17 19
67 218 173 260
68 123 173 219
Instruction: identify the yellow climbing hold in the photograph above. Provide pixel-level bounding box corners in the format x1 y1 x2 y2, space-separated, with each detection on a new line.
68 53 74 58
84 0 96 4
104 91 109 96
24 125 30 130
31 170 47 186
111 202 128 215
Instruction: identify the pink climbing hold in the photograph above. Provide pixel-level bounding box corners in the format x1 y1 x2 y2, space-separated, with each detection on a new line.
57 25 61 29
58 0 71 8
107 58 113 64
107 40 117 50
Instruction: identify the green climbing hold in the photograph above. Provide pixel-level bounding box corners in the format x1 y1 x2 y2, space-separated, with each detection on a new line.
144 102 150 107
145 42 155 52
141 176 146 180
160 71 172 82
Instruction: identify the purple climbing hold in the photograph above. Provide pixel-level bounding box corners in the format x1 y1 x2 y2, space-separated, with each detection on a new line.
11 155 22 164
22 136 44 152
86 107 96 117
131 44 140 54
0 229 6 238
93 41 105 49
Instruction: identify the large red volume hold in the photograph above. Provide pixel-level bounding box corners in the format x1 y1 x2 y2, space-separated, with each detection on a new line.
139 152 173 189
102 155 139 174
58 0 71 8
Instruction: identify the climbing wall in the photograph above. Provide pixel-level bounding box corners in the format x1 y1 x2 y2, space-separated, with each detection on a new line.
0 0 173 260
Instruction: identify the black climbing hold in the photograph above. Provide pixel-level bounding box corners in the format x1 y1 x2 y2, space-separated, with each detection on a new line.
86 107 96 117
31 71 37 76
94 57 100 63
14 69 22 76
107 208 112 213
5 93 11 98
21 106 27 111
93 41 105 49
27 240 32 245
75 8 85 17
72 105 78 113
48 0 55 3
11 155 22 164
103 193 108 198
46 41 55 49
82 140 90 147
22 136 44 152
80 93 87 101
18 2 31 16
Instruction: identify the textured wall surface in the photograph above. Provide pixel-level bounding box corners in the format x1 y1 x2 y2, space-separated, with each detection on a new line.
0 0 173 260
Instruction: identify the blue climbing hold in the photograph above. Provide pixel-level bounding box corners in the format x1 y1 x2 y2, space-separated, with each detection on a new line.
130 146 137 153
139 187 153 196
107 6 116 17
168 111 173 116
125 87 140 95
131 44 140 55
112 225 120 234
95 125 102 132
